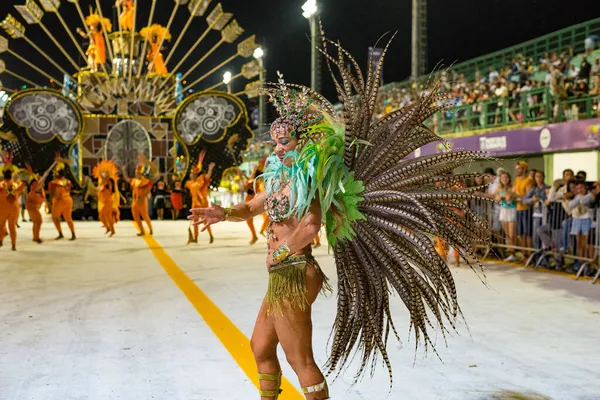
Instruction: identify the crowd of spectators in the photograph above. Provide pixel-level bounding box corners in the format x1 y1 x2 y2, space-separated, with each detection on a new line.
374 47 600 131
464 164 599 276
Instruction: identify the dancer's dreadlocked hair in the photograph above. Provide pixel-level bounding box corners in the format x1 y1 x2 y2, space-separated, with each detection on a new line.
316 26 491 387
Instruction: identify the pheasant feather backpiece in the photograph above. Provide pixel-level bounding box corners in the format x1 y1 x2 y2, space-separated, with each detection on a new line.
316 28 492 387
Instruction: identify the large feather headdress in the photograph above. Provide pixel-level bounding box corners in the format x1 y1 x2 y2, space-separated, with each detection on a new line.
85 13 112 33
262 72 337 143
0 150 18 174
93 160 119 181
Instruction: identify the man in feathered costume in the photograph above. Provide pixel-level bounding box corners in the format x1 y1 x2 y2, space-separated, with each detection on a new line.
186 151 215 244
94 160 120 237
0 151 26 251
140 24 171 75
123 155 155 236
49 157 76 241
189 29 490 399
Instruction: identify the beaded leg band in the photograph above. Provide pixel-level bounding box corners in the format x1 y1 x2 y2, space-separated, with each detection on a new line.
258 371 282 399
302 379 330 399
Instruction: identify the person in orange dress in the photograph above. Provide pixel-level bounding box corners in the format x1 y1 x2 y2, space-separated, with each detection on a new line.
77 14 112 72
94 160 119 237
48 161 76 241
117 0 135 31
186 153 215 244
0 152 26 251
123 162 154 236
141 24 171 75
244 159 266 245
170 175 183 220
25 162 55 244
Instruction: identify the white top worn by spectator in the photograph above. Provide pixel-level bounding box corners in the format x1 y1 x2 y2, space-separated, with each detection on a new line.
585 35 598 51
568 65 580 78
547 183 573 216
568 193 593 219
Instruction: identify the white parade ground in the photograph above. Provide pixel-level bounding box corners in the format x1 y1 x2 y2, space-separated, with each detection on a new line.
1 218 598 400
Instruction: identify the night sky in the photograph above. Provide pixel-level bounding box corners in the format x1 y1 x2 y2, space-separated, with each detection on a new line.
0 0 596 103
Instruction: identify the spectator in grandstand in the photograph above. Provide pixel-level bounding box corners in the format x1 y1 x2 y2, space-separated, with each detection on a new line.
576 170 587 182
579 58 591 82
568 180 595 271
488 66 499 83
568 64 580 80
528 168 537 181
584 34 598 55
514 161 534 261
523 170 548 250
591 58 600 95
494 170 517 262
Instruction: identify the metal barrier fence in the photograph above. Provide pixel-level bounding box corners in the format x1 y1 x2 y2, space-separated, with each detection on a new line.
467 196 599 284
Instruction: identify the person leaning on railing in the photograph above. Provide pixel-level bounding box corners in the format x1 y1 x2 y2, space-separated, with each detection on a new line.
514 162 535 262
494 170 518 263
485 167 504 236
537 171 574 269
523 170 549 251
567 180 595 272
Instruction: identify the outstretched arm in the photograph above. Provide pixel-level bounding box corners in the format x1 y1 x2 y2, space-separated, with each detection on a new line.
188 190 267 230
37 161 57 189
122 166 131 183
76 27 89 39
205 162 216 181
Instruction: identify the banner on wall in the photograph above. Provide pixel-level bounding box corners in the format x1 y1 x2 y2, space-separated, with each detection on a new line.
413 118 600 158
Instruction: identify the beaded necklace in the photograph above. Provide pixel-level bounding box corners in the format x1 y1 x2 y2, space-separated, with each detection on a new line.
264 179 291 241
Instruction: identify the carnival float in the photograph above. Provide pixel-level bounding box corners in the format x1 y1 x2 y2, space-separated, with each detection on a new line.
0 0 265 191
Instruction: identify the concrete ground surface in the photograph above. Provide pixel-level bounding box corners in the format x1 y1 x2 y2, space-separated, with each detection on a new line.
0 217 599 400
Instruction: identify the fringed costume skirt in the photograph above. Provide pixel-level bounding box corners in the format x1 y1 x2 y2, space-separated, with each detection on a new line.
266 255 332 315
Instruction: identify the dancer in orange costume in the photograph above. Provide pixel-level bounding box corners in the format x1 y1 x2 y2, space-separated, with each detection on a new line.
244 158 266 245
117 0 135 31
112 187 124 224
0 152 25 251
186 152 215 244
312 232 321 248
122 158 154 236
140 24 171 75
77 13 112 72
49 160 76 241
93 160 119 237
25 162 55 244
170 175 183 220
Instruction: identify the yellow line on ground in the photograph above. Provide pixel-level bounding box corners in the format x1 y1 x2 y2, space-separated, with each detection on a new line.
140 232 305 399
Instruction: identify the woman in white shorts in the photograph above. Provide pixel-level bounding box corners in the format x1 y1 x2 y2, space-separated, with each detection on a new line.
495 171 517 262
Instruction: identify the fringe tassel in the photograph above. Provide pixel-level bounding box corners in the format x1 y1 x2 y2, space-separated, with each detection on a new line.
267 260 333 316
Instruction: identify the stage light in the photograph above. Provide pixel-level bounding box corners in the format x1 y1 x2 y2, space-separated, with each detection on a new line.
301 0 317 19
253 47 263 59
223 71 232 84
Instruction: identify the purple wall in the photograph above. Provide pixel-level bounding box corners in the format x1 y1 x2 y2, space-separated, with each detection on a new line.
413 118 600 158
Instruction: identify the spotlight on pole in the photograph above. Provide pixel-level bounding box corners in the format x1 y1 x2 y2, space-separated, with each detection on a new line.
301 0 318 18
253 47 264 59
223 71 232 84
301 0 320 92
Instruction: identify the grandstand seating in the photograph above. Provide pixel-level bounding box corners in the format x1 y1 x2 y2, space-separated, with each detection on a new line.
348 17 600 137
